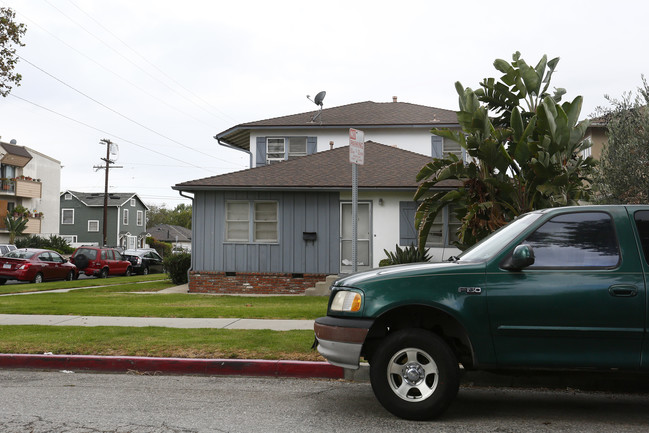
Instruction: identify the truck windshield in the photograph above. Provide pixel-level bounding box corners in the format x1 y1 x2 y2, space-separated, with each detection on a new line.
458 212 542 262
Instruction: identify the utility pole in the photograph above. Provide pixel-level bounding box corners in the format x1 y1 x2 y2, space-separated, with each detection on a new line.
93 139 122 246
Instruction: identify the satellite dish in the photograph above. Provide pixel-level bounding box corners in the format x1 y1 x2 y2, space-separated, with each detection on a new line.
307 90 327 123
313 91 326 107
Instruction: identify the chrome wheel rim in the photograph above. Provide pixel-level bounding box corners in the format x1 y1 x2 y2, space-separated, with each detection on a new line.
387 347 439 402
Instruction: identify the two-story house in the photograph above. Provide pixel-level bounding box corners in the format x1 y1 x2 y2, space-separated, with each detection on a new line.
0 139 61 243
173 99 464 294
59 191 149 249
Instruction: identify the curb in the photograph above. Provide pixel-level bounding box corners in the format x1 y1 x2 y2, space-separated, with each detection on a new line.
0 354 344 379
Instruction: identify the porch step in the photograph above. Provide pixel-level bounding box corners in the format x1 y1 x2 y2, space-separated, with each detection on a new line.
304 275 340 296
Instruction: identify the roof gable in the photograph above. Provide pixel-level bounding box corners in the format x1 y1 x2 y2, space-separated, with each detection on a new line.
62 191 148 209
174 141 457 191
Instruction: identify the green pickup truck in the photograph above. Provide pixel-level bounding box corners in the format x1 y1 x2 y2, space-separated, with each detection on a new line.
314 205 649 420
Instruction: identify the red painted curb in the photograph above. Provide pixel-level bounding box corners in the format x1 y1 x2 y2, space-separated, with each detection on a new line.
0 354 344 379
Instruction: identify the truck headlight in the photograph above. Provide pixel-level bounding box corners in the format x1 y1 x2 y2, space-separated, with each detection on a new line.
330 290 362 312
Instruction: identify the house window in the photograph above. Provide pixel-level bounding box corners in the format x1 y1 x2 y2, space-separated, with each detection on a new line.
61 235 77 244
225 201 278 243
399 201 459 247
253 202 278 242
64 193 72 200
123 209 129 225
88 220 99 232
427 205 460 247
225 201 250 242
130 198 136 207
266 138 285 164
443 140 463 159
266 137 308 164
62 209 74 224
136 210 144 226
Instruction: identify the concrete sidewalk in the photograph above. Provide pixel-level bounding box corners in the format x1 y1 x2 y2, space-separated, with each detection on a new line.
0 314 314 330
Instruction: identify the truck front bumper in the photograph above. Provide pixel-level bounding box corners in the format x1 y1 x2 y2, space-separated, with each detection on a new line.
314 316 374 370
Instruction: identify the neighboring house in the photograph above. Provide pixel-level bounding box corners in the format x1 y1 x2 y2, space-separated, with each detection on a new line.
148 224 192 252
0 139 61 243
174 141 461 294
59 191 149 249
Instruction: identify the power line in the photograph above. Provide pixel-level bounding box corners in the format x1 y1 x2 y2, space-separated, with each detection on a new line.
8 7 220 131
43 0 236 125
66 0 238 125
9 93 214 172
20 57 237 165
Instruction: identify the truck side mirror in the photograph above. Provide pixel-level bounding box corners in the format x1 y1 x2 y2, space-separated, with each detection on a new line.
501 244 535 271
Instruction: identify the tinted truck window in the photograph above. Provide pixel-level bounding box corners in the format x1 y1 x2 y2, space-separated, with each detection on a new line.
524 212 619 268
634 211 649 265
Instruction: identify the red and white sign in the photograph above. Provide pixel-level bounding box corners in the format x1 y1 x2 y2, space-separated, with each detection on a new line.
349 128 365 165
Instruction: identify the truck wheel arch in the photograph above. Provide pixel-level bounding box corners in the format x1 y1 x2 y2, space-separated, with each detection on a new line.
362 304 475 369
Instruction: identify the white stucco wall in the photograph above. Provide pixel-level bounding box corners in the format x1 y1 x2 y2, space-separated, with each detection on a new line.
250 127 438 164
22 147 62 236
339 190 461 268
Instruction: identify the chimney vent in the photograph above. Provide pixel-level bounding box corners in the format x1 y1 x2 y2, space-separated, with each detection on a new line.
329 141 334 150
392 96 398 103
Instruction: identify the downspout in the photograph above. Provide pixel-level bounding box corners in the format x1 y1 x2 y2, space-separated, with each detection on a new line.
214 135 253 168
179 190 194 286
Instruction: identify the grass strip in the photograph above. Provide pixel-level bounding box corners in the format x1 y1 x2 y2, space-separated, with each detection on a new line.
0 289 328 320
0 274 168 295
0 325 321 361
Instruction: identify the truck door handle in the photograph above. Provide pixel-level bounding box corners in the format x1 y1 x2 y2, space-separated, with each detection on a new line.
608 285 638 297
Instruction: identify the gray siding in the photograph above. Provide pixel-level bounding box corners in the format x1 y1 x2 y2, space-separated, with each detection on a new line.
193 190 340 274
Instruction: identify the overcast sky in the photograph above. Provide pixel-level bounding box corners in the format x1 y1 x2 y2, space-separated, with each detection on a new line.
0 0 646 207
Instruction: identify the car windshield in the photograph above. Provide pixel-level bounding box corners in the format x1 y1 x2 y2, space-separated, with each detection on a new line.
458 212 543 262
4 250 36 259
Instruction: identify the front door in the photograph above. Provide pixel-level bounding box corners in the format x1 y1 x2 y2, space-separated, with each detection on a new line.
340 202 372 273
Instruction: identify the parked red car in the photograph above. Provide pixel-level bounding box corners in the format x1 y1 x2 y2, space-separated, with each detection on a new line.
0 248 78 284
70 246 132 278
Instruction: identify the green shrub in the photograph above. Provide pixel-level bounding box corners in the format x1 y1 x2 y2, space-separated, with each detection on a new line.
163 252 191 285
381 244 431 266
147 236 172 257
16 235 74 254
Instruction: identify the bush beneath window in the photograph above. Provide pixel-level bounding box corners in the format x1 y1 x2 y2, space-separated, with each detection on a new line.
164 252 191 285
16 235 75 255
380 244 431 267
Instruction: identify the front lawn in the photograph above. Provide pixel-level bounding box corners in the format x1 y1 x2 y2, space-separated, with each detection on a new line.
0 280 328 320
0 325 320 360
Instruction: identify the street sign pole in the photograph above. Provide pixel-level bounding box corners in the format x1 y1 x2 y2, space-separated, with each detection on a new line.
349 129 365 273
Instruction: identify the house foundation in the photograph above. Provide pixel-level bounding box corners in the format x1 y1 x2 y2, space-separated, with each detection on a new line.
188 271 328 295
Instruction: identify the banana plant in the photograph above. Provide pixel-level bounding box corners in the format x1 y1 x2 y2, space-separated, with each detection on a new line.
415 52 596 251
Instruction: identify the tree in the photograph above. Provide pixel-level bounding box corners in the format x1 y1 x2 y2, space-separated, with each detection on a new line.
594 77 649 204
415 52 596 250
146 203 192 229
4 215 28 244
0 7 26 97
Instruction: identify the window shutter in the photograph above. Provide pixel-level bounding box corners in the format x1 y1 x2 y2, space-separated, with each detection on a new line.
256 137 266 167
284 137 290 160
399 201 418 246
307 137 317 155
431 136 443 159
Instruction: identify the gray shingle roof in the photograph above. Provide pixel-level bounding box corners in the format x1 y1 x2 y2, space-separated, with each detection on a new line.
174 141 460 191
148 224 192 242
216 101 459 150
65 191 139 207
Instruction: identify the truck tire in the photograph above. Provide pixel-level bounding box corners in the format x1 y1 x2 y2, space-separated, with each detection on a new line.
369 329 459 420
